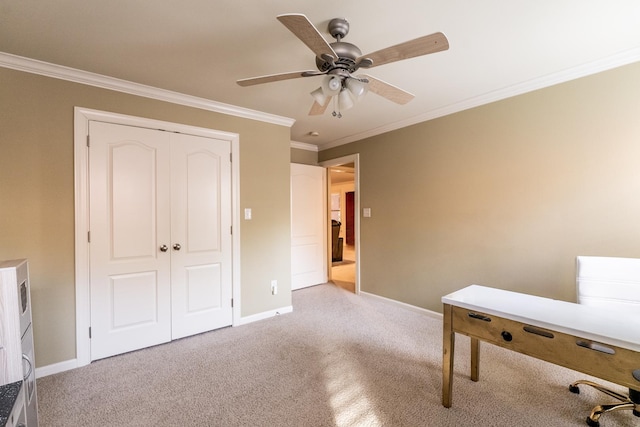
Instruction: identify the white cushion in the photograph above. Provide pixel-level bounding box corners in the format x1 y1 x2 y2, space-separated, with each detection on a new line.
576 256 640 315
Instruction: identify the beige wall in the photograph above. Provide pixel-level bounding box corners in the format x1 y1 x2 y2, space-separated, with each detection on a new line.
320 62 640 313
290 147 318 165
0 67 292 367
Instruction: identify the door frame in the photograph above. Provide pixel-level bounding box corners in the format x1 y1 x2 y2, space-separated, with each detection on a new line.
320 154 360 294
73 107 241 367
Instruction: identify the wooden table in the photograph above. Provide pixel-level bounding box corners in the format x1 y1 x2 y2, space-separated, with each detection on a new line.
441 285 640 408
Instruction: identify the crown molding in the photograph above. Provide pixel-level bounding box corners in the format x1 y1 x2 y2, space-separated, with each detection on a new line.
0 51 295 128
320 47 640 150
290 140 318 152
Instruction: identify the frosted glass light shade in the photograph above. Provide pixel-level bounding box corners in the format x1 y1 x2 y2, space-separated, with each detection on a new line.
310 87 326 106
346 77 368 100
322 76 342 96
338 88 354 111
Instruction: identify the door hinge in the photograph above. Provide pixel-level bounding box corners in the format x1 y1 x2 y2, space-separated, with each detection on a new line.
89 327 92 339
231 298 233 308
230 153 232 162
88 231 91 243
230 225 233 235
86 135 90 147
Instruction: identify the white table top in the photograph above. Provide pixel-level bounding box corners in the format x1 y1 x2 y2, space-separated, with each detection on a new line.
442 285 640 352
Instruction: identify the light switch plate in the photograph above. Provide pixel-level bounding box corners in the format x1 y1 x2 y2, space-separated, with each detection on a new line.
244 208 252 220
363 208 371 218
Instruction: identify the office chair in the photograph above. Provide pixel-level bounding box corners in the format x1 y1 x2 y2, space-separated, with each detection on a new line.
569 256 640 427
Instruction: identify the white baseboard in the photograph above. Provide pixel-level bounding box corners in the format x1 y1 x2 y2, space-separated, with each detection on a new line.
235 305 293 326
360 291 443 320
36 358 79 379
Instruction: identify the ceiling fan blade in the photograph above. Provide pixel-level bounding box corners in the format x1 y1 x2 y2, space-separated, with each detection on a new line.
277 14 338 60
309 97 332 115
358 32 449 68
363 75 415 105
236 70 320 87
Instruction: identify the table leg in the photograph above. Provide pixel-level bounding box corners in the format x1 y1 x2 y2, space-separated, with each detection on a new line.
471 337 479 382
442 303 454 408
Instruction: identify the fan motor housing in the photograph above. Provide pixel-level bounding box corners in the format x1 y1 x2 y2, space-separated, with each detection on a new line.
316 41 362 73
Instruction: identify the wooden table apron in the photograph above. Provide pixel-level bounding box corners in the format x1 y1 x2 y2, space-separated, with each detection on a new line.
441 287 640 408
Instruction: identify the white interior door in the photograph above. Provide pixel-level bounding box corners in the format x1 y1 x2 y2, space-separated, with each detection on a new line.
89 122 172 360
89 121 233 361
291 163 327 290
170 133 232 339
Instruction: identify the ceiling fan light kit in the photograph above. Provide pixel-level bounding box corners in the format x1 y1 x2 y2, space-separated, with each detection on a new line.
237 13 449 117
309 74 365 118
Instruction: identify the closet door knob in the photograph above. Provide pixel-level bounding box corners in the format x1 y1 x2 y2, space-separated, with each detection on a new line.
159 245 169 252
173 243 182 251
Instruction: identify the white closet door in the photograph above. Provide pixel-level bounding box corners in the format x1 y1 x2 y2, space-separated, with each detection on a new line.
89 122 172 360
291 163 327 290
170 133 232 339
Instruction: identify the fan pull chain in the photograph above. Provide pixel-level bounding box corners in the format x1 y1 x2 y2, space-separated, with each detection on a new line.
332 94 342 118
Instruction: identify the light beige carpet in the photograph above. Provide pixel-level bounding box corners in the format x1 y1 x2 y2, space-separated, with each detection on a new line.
37 283 635 426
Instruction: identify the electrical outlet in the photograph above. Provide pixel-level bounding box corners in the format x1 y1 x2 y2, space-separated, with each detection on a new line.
271 280 278 295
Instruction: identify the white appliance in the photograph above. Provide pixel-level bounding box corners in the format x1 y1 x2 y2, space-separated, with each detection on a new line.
0 259 38 426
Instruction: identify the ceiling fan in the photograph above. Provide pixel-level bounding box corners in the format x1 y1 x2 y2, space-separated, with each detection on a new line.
237 14 449 117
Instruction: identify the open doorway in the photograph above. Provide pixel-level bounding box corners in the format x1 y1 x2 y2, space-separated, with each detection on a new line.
321 155 359 294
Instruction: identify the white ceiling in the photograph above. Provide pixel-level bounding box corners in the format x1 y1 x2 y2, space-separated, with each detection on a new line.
2 1 640 149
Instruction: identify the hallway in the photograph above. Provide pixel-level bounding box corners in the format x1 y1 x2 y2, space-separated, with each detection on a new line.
331 244 355 293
